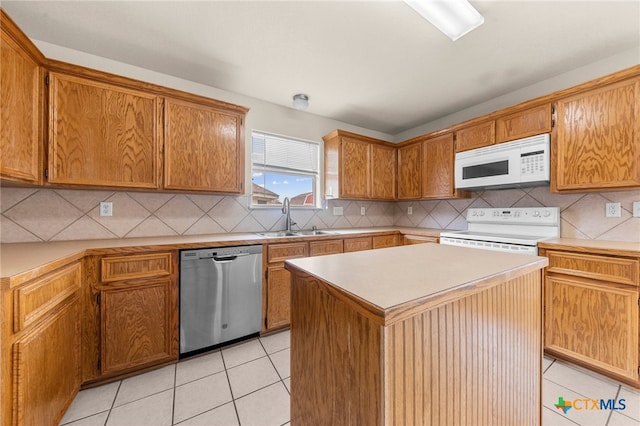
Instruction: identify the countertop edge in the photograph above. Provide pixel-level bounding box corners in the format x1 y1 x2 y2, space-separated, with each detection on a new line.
0 227 445 285
285 249 548 326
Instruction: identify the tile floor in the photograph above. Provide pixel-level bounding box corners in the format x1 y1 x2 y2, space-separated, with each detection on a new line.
60 329 640 426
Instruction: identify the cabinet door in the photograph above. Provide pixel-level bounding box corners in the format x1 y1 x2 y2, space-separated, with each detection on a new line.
48 72 161 188
455 120 495 152
266 265 291 330
344 237 372 252
309 239 344 257
164 98 244 193
403 235 438 245
370 143 396 200
0 28 41 184
496 103 552 143
554 78 640 191
12 295 81 426
340 137 370 199
372 234 398 249
100 279 177 375
422 133 462 199
545 275 639 381
397 142 421 199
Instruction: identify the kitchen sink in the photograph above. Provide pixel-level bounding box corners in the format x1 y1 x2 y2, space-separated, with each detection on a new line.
294 230 335 236
257 231 299 237
256 230 336 237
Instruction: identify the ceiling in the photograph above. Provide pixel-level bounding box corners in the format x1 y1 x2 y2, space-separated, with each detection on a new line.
3 1 639 135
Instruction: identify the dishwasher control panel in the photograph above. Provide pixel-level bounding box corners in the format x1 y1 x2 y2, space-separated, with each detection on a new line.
181 244 262 260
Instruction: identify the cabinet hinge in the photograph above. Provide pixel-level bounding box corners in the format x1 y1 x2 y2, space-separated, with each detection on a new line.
264 269 268 280
551 105 556 128
97 359 101 371
45 74 49 85
96 293 101 305
44 168 48 179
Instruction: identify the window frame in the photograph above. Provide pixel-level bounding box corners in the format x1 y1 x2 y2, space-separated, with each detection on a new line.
249 130 323 210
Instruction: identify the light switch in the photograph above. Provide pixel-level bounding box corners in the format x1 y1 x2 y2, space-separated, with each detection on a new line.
361 206 366 216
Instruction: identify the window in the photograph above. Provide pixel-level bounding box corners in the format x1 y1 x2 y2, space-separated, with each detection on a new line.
251 131 321 208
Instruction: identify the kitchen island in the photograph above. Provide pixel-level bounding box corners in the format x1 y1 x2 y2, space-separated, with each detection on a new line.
285 243 548 426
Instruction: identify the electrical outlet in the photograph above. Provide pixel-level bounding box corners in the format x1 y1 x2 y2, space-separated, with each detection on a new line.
100 201 113 217
633 201 640 218
333 206 343 216
360 206 366 216
605 202 621 218
408 207 413 215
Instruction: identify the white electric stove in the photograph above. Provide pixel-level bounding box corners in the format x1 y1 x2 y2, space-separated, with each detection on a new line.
439 207 560 255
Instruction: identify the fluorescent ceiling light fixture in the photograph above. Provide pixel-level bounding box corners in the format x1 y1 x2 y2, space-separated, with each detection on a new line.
404 0 484 41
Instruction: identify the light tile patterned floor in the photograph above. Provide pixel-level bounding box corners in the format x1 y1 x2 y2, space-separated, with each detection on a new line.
60 329 640 426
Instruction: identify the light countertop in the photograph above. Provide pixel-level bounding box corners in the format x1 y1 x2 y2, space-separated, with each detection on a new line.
0 227 444 282
538 238 640 257
285 243 548 319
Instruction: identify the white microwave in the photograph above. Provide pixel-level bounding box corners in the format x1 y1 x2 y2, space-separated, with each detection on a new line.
455 133 550 190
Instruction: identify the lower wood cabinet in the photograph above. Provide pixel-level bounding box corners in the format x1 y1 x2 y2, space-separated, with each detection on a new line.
540 247 640 386
264 242 308 332
2 261 82 426
343 236 373 252
100 278 176 375
83 251 178 383
403 235 438 245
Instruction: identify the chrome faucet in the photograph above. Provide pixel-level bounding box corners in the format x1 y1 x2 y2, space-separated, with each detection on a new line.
282 197 296 232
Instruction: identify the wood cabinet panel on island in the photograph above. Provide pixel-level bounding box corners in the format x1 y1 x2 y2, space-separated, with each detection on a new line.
0 9 44 185
540 247 640 386
164 98 245 193
553 77 640 191
47 72 162 189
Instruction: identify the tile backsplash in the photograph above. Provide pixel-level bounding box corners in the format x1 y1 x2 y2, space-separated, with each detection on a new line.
0 186 638 243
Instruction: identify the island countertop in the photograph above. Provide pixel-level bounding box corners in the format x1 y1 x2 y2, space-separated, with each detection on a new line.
285 243 548 325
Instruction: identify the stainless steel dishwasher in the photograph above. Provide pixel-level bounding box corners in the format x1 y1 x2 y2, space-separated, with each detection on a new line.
179 245 262 357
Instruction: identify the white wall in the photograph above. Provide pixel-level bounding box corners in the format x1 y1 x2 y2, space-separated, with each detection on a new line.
33 39 395 196
394 48 640 142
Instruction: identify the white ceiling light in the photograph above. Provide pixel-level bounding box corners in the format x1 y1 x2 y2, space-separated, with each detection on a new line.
292 94 309 110
404 0 484 41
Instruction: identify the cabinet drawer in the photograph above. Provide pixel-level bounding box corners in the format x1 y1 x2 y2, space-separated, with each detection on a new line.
309 239 344 257
403 235 438 245
267 242 308 263
372 234 398 249
13 262 81 332
344 237 373 253
101 252 173 283
546 251 639 286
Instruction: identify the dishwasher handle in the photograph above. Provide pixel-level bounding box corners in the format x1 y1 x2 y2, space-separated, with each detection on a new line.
211 252 250 263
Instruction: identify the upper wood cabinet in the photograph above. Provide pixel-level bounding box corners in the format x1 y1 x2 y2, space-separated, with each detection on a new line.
323 130 395 200
553 77 640 191
0 9 44 185
422 133 467 199
396 141 421 200
370 143 397 200
454 120 495 152
48 72 162 189
164 98 245 193
495 103 552 143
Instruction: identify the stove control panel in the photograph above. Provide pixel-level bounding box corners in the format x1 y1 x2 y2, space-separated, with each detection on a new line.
467 207 559 225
